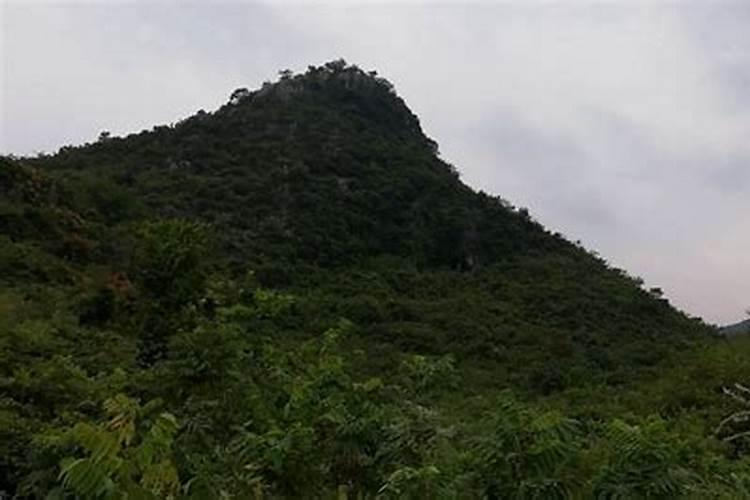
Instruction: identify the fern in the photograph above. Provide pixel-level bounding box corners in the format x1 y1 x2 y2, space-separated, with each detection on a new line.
592 418 697 499
377 465 443 499
57 394 181 499
472 391 582 499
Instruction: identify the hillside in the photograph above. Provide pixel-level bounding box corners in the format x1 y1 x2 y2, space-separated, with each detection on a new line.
33 60 566 269
3 61 750 498
721 318 750 337
28 61 710 370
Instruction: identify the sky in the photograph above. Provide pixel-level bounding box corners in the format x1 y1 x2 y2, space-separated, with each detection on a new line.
1 0 748 324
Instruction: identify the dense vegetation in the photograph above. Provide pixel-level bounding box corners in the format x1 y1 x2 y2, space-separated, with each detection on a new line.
3 60 750 498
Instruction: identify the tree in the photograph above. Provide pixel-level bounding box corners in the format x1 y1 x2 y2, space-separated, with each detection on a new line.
132 219 211 308
229 87 250 105
132 219 212 364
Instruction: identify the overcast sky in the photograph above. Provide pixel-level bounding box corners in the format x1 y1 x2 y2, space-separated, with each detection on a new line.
2 1 748 324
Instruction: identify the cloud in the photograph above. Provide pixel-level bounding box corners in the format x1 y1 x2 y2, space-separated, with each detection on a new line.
2 1 748 323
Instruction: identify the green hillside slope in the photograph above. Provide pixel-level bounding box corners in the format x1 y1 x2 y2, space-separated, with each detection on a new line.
3 61 749 498
29 61 709 373
34 60 563 268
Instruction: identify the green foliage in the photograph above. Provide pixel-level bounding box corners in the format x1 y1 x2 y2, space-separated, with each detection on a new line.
57 394 181 499
252 288 295 319
400 354 458 393
220 320 391 496
715 383 750 457
129 219 214 365
471 392 583 499
0 63 740 498
377 465 443 498
132 219 211 308
592 418 698 498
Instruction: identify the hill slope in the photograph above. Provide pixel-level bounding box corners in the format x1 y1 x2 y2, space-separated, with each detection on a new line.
34 60 568 269
721 318 750 336
29 61 710 367
5 61 745 498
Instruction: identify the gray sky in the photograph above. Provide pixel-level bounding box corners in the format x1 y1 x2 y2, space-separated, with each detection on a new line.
2 1 748 324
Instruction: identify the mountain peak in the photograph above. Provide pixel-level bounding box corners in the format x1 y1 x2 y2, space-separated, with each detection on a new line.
228 59 397 105
30 62 553 269
215 60 433 152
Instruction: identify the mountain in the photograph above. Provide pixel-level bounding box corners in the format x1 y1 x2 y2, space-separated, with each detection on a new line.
5 61 747 498
721 318 750 336
32 60 568 270
28 61 711 372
